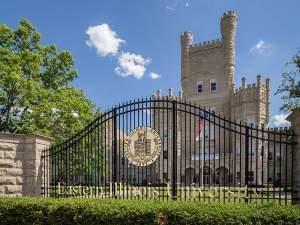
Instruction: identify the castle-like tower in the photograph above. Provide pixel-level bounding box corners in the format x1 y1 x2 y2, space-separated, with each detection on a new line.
179 10 270 127
149 11 277 187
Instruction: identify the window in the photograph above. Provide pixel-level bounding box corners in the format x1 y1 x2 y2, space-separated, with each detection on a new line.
163 141 168 151
204 127 214 139
163 172 168 181
163 128 168 137
163 150 168 159
210 107 216 115
192 154 200 160
247 118 256 127
210 79 217 92
268 152 273 160
197 81 203 93
236 172 241 181
248 171 254 182
235 147 240 156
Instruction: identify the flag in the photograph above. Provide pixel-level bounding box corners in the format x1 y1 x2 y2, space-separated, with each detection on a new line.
196 118 204 141
197 118 204 132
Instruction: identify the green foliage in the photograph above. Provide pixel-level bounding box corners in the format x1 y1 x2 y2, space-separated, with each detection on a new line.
276 48 300 112
0 19 99 143
0 198 299 225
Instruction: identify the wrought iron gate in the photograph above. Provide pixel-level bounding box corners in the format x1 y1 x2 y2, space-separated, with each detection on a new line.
42 98 296 204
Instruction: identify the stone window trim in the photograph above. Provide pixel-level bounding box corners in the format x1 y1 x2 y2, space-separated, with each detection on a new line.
210 79 217 92
197 80 203 93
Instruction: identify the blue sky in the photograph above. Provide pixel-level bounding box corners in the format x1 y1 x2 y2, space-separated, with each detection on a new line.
1 0 299 126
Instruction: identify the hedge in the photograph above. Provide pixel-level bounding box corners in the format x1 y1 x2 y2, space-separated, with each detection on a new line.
0 197 299 225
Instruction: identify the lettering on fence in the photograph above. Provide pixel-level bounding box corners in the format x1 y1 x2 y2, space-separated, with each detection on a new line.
57 182 259 200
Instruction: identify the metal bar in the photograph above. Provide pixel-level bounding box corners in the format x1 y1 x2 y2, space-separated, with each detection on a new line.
279 130 282 204
273 130 276 200
245 126 249 203
291 129 295 204
162 98 165 200
172 100 177 199
223 115 225 203
209 108 211 203
233 120 236 203
261 125 265 203
250 124 253 202
184 103 187 200
267 127 270 202
285 131 288 205
113 108 118 198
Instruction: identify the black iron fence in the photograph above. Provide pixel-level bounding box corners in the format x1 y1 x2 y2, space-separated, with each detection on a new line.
42 98 296 204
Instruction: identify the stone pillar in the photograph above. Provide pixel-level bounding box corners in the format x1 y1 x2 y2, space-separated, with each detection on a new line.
287 109 300 204
0 133 52 196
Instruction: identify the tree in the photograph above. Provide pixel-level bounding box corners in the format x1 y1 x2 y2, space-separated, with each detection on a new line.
276 48 300 112
0 19 99 143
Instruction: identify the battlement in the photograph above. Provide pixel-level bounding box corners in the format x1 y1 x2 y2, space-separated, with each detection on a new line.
269 127 289 132
232 75 270 105
181 31 193 37
153 88 183 101
189 39 222 52
221 10 237 20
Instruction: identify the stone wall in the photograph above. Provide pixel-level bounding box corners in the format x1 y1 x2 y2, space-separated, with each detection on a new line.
0 133 52 196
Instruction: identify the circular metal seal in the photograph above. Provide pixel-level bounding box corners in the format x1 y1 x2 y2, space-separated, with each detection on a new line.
124 126 162 167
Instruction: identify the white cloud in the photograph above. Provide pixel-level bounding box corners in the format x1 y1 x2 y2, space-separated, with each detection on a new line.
166 5 176 11
149 72 161 79
115 52 151 79
185 2 190 7
86 24 125 56
271 114 290 127
250 40 272 55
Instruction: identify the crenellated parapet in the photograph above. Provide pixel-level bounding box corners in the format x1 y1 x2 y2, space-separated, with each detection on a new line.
269 127 289 133
232 75 270 105
153 88 183 101
220 10 237 20
189 39 223 52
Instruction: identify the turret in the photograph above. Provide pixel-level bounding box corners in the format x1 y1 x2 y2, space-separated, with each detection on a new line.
168 88 173 98
220 11 237 89
256 74 262 88
241 77 247 88
180 32 193 93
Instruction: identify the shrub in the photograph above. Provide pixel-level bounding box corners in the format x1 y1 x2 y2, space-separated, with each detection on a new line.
0 197 299 225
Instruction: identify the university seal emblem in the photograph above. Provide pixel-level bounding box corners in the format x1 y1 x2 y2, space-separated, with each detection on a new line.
124 126 162 167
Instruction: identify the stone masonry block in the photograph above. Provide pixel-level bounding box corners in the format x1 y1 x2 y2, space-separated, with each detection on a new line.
16 176 23 184
6 168 23 176
24 160 36 169
0 186 4 194
4 151 16 159
5 185 22 194
23 151 37 160
0 152 4 159
15 161 23 168
0 144 16 151
0 177 16 185
0 159 16 168
0 169 7 176
23 176 36 185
